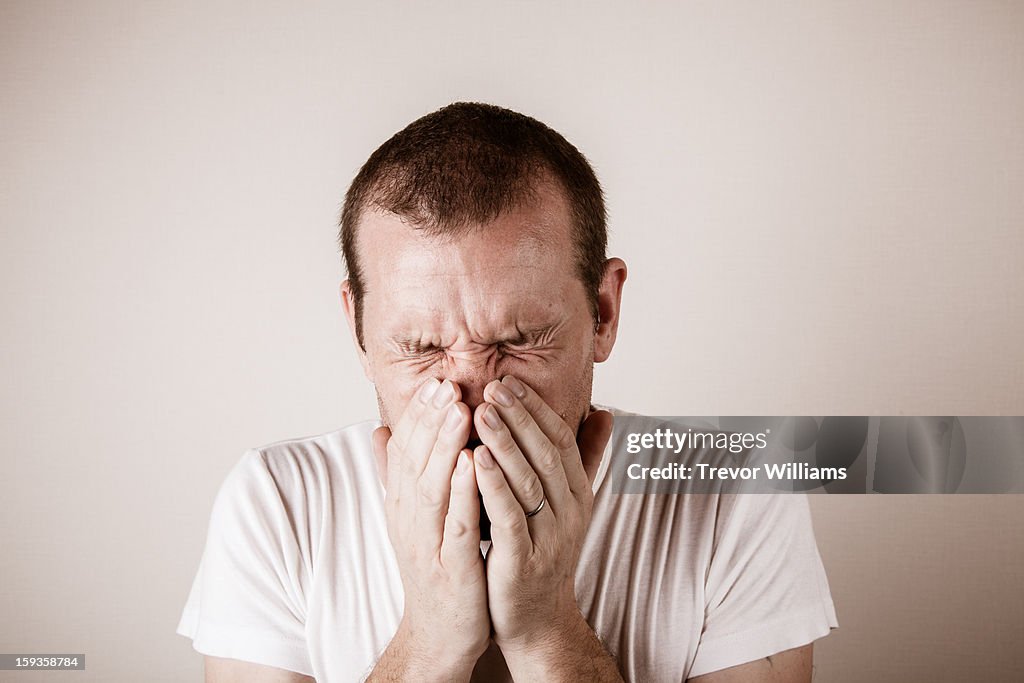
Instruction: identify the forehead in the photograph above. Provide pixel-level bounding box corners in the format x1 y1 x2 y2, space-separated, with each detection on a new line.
355 183 582 334
356 179 575 282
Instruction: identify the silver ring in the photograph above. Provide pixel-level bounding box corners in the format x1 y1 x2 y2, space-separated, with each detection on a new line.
525 497 546 518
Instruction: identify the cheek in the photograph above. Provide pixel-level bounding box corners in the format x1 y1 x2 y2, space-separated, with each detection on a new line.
503 352 592 421
369 363 422 425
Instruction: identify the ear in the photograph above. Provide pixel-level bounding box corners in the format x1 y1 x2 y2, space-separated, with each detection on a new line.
593 257 627 363
340 279 374 382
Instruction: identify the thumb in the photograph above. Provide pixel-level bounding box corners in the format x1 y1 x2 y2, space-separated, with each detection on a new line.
577 410 613 484
372 425 392 489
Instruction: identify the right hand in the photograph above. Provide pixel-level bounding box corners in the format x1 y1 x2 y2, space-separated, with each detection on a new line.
372 378 490 678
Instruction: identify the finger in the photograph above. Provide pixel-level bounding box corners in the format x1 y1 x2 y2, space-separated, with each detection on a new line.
474 445 533 559
474 403 546 515
391 377 442 450
422 402 472 492
416 402 472 550
440 450 482 572
499 376 592 499
577 409 613 485
483 380 573 513
392 379 459 514
402 379 460 478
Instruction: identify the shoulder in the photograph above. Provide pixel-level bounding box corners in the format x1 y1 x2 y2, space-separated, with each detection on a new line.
212 420 383 527
591 409 816 548
590 405 719 495
252 420 382 484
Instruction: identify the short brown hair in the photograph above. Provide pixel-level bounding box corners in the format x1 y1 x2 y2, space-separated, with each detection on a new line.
339 102 607 348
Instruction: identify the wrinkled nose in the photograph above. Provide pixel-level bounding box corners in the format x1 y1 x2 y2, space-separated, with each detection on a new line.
441 353 501 432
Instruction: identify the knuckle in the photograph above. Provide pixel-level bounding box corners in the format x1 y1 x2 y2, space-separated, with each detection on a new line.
434 428 462 452
396 410 421 437
520 476 544 508
444 515 471 540
535 445 561 476
483 474 506 494
553 424 576 451
510 406 533 430
495 425 518 453
523 551 552 579
399 454 418 476
505 513 529 537
426 559 447 583
421 405 444 427
388 443 416 475
415 480 446 512
394 417 417 440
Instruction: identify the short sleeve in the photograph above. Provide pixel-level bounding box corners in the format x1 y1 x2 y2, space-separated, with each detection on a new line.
688 493 838 678
177 449 314 676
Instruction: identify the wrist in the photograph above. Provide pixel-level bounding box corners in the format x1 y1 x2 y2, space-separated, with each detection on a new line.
497 608 623 682
387 616 482 682
495 602 587 660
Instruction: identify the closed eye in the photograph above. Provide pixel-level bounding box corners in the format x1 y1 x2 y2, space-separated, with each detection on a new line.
394 340 444 358
410 347 444 358
498 341 554 361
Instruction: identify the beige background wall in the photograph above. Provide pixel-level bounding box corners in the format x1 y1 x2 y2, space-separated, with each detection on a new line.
2 1 1022 681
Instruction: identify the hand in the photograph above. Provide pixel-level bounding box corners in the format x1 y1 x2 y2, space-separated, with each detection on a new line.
371 378 490 679
471 376 613 657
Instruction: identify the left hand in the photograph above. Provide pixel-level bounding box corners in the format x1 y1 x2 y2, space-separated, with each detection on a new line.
471 375 613 655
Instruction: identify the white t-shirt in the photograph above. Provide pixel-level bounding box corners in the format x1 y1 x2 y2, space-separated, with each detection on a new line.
178 410 838 681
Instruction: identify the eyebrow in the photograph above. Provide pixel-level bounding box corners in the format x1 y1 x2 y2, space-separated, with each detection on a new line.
505 322 557 346
389 323 558 351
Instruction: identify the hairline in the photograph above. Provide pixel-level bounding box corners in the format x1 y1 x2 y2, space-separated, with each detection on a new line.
346 169 601 348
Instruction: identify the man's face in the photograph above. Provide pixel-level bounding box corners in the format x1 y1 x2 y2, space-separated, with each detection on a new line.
346 182 600 439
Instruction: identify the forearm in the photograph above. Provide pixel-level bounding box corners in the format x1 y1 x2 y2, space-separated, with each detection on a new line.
499 609 623 683
366 620 476 683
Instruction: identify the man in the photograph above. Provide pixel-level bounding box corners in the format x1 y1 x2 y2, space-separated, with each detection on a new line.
178 102 837 682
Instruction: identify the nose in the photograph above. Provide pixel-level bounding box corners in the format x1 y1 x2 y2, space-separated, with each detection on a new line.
441 353 500 415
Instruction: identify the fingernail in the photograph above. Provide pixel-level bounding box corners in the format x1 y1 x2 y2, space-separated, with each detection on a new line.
490 382 515 407
456 451 470 474
444 404 462 431
503 375 526 398
482 404 501 430
476 446 494 469
419 379 440 404
432 380 455 408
